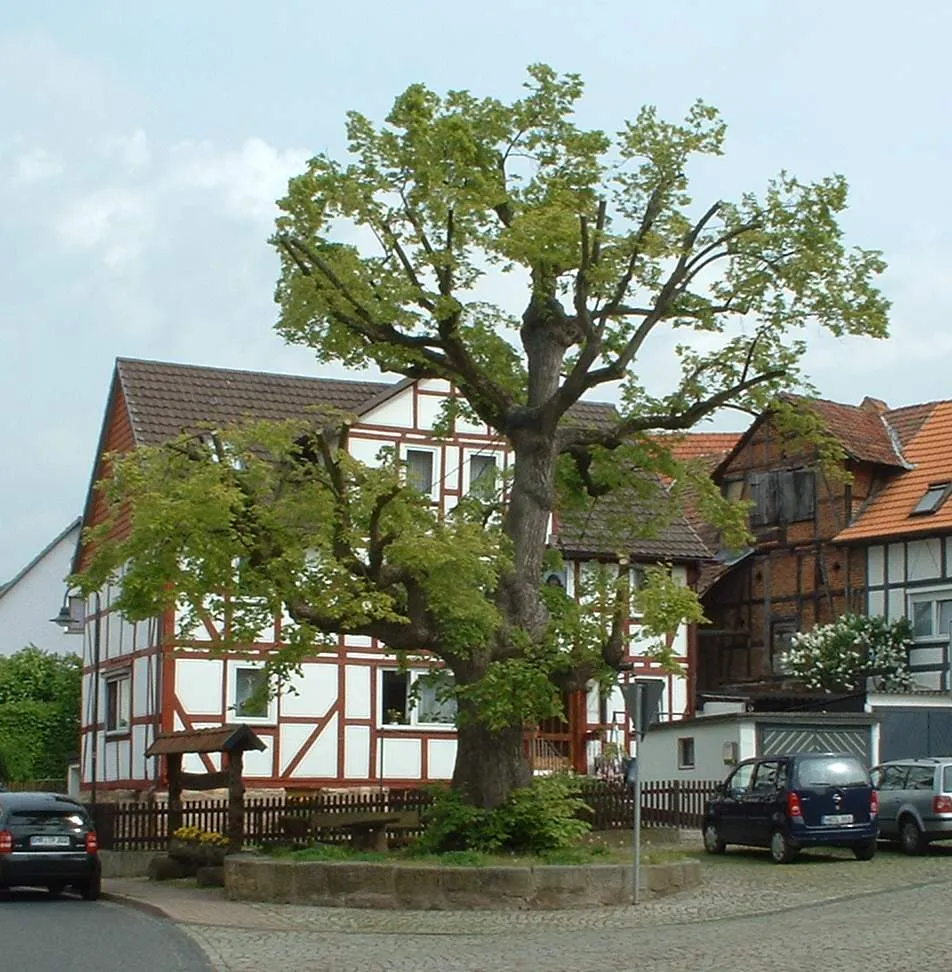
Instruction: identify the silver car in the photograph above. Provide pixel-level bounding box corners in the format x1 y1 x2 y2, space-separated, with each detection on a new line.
871 758 952 854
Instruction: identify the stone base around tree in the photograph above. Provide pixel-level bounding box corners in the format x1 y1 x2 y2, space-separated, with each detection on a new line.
224 854 700 910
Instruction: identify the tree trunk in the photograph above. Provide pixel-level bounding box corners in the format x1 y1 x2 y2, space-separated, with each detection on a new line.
451 702 532 808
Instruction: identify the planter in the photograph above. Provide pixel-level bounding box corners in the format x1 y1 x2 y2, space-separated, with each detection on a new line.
168 837 228 868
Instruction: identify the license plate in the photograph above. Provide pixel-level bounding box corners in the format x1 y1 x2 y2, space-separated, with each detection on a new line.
821 813 853 825
30 835 71 847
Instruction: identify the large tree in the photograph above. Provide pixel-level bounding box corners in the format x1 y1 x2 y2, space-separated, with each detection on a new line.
80 66 888 810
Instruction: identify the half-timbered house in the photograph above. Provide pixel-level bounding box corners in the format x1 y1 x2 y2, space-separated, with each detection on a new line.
72 358 710 797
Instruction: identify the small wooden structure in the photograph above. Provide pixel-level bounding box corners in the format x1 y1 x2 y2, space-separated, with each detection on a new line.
145 724 265 852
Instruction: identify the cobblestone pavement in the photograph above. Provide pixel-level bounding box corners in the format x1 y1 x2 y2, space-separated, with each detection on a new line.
105 843 952 971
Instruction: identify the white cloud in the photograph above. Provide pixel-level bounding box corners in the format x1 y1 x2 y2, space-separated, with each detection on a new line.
54 186 153 270
168 137 309 221
12 147 64 184
100 130 151 170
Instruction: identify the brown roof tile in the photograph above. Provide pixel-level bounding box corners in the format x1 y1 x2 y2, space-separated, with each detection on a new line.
791 396 908 467
117 358 393 445
836 400 952 542
883 402 938 450
555 475 712 562
145 724 266 756
656 432 741 468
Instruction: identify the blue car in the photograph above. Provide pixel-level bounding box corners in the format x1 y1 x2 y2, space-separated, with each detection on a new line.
702 752 879 863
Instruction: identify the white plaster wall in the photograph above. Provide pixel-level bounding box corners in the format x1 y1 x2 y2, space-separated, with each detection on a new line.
362 394 413 428
415 393 445 432
908 538 942 581
379 735 421 778
887 588 905 621
346 435 386 467
287 715 338 779
868 589 885 617
132 656 152 718
427 737 456 779
639 720 741 781
283 663 339 718
240 744 272 778
867 545 885 586
175 658 223 715
0 524 82 656
887 543 905 584
344 666 371 719
344 725 371 779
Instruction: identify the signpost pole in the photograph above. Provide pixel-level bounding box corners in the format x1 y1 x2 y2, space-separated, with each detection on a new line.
632 744 641 905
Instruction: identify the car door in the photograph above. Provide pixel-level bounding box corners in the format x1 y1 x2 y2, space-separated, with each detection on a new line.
873 764 908 837
744 760 784 846
716 762 755 844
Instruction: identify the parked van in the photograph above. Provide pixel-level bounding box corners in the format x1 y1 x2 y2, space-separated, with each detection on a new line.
702 752 879 864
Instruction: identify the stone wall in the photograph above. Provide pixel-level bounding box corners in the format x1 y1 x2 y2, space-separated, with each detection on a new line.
224 854 700 910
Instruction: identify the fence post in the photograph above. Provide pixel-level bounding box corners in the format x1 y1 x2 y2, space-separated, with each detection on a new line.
672 779 681 830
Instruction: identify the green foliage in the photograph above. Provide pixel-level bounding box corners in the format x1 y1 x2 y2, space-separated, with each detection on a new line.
77 65 890 810
781 614 914 693
0 647 81 781
418 775 591 854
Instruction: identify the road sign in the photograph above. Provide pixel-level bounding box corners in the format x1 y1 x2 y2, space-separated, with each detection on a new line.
620 679 664 737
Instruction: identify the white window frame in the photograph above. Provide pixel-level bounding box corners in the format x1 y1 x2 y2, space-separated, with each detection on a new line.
907 587 952 644
227 661 277 724
401 445 439 501
103 670 132 736
463 450 500 496
378 668 457 729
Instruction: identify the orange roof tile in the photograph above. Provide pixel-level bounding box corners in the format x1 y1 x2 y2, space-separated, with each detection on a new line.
836 400 952 542
655 432 741 466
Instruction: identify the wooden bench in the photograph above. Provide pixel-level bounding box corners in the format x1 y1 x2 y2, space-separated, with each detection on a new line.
279 807 426 850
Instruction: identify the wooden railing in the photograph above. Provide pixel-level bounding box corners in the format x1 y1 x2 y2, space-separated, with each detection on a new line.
88 779 720 850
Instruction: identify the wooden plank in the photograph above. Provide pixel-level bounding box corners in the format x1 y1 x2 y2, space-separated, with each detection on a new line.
180 771 230 790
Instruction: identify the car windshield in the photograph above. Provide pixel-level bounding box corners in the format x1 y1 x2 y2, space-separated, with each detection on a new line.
795 756 868 787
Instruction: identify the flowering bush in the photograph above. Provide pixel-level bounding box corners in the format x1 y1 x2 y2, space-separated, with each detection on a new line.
172 825 230 847
781 614 914 693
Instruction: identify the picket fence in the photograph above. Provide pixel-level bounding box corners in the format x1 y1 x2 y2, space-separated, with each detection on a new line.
88 780 719 851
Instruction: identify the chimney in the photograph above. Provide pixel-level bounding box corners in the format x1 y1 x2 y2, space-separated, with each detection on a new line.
860 396 888 413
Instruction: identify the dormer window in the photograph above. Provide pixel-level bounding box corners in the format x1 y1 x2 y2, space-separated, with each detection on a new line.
911 482 952 516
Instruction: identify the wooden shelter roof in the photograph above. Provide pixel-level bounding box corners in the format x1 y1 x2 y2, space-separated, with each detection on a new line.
145 724 266 757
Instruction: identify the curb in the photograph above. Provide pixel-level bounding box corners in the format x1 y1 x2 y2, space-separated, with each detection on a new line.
101 890 174 922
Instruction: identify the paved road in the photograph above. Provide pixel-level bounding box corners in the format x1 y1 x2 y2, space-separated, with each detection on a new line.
176 844 952 972
0 888 213 972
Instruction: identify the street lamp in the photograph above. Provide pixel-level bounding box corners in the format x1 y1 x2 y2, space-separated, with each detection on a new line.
51 591 101 811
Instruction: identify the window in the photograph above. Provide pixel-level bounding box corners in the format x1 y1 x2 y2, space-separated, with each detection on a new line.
727 762 755 797
751 760 786 794
748 468 815 526
234 666 269 719
911 482 952 516
909 593 952 641
906 766 935 790
104 673 131 734
381 669 457 726
468 454 497 496
770 618 798 674
873 764 908 790
677 737 695 770
405 450 434 494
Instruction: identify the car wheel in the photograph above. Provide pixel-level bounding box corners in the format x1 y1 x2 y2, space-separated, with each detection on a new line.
899 817 926 856
852 841 876 861
79 877 101 902
769 828 797 864
702 822 726 854
46 882 66 897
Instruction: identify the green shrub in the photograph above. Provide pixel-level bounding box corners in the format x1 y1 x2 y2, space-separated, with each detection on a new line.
418 775 591 854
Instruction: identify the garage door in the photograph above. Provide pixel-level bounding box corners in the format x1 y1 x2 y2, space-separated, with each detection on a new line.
757 723 871 763
878 708 952 761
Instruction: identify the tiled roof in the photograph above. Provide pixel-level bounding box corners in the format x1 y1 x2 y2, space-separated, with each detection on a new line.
789 396 909 468
883 402 937 450
836 400 952 543
657 432 741 467
555 475 712 562
116 358 394 445
145 724 266 756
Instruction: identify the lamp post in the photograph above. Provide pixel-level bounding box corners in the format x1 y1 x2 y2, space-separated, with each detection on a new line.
52 591 100 810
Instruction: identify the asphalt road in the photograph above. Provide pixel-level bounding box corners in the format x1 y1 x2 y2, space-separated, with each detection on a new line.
0 888 213 972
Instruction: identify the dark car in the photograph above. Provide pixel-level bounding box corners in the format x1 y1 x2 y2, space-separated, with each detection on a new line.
0 792 101 899
701 752 879 864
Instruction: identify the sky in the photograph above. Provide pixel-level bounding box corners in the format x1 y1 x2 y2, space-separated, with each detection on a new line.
3 0 952 581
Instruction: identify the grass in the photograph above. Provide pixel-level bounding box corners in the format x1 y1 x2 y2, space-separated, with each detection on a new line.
261 832 694 868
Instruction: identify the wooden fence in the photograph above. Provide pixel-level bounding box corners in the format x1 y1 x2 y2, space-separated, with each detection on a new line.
88 780 719 851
